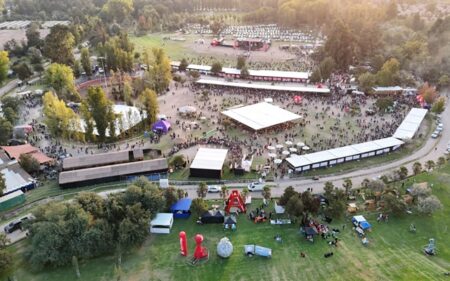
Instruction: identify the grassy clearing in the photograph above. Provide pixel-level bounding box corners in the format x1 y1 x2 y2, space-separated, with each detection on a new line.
130 34 189 61
10 166 450 281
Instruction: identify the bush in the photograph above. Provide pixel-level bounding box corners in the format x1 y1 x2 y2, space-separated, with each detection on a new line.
417 195 442 215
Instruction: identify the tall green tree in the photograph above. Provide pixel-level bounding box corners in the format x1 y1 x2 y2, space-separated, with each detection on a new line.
43 25 75 66
19 154 40 174
102 0 134 23
13 62 33 81
0 118 13 145
144 48 172 94
80 48 91 76
0 233 13 277
139 88 159 125
211 61 223 75
45 63 78 101
81 87 114 142
324 20 356 70
0 50 9 85
26 22 42 48
43 92 81 139
0 173 5 196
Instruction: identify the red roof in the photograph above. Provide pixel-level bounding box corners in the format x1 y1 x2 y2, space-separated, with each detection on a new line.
1 144 54 164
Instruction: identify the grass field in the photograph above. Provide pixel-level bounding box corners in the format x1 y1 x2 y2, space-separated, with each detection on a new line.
8 165 450 281
130 34 189 61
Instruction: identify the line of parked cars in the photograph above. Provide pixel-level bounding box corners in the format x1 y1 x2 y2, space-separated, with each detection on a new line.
431 122 443 139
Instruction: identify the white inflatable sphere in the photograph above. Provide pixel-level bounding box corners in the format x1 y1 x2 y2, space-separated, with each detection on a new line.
217 237 233 258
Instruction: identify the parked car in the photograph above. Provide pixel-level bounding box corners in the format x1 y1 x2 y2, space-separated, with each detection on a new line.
207 185 221 193
431 132 439 139
312 176 320 181
248 182 265 192
4 220 22 234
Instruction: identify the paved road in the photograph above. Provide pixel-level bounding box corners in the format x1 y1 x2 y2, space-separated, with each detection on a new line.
0 79 18 98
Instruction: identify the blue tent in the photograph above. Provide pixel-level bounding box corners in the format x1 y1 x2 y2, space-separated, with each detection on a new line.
360 221 372 230
170 198 192 219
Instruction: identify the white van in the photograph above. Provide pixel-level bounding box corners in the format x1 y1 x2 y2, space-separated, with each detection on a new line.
248 182 266 192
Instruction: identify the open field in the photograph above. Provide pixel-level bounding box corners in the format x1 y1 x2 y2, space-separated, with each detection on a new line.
0 29 49 49
8 165 450 281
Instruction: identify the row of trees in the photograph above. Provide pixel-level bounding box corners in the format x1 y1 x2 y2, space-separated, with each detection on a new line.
24 177 187 269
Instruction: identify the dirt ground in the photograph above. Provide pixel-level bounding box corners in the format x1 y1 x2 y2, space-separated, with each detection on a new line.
0 29 49 49
184 40 296 63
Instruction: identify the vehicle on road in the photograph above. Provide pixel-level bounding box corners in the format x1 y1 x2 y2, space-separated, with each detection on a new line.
312 176 320 181
431 131 439 139
248 182 266 192
207 185 221 193
244 244 272 257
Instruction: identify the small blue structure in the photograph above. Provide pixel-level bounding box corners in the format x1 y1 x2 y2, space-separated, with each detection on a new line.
170 198 192 219
352 215 372 230
359 221 372 230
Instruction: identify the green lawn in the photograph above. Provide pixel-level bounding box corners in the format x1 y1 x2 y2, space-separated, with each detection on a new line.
130 34 190 61
10 166 450 281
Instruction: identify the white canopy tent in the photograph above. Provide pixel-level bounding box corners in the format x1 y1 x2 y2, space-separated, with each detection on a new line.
221 102 301 131
150 213 174 234
393 108 428 140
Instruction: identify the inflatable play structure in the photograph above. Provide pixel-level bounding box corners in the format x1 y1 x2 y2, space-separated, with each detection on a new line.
194 234 209 260
179 231 188 256
217 237 233 258
179 232 210 265
225 190 246 214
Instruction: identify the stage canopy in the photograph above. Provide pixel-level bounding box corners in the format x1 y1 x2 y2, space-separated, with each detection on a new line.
221 102 301 131
152 120 171 133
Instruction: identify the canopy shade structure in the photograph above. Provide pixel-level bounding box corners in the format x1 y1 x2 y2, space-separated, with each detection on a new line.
62 150 142 171
201 210 225 224
1 163 35 194
221 102 301 131
150 213 174 234
286 137 404 172
178 106 197 114
170 198 192 219
196 78 330 93
393 108 428 140
190 148 228 179
152 120 171 133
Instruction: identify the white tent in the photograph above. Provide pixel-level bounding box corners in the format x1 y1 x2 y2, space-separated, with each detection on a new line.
150 213 174 234
179 106 197 114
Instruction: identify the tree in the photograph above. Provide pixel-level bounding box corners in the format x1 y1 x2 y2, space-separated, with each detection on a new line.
397 166 408 180
0 233 13 276
28 47 43 64
3 107 18 125
26 22 42 48
382 193 406 216
191 198 208 216
386 0 398 19
0 50 9 85
179 58 188 71
19 153 40 174
376 97 394 112
324 20 356 70
323 181 334 195
102 0 133 23
431 96 446 114
0 173 5 196
197 182 208 198
419 82 437 105
437 156 446 168
43 92 80 139
438 74 449 88
211 61 223 75
163 187 179 211
210 21 223 35
262 186 271 200
240 66 250 79
236 56 246 69
139 88 159 125
417 195 442 215
301 191 320 215
413 162 422 175
310 56 336 82
220 186 228 200
358 72 376 93
285 195 304 219
144 48 172 94
279 186 298 206
80 48 91 76
73 60 82 78
170 155 186 169
409 183 431 199
43 25 75 66
81 87 114 142
424 160 435 172
45 63 78 100
342 178 352 195
367 180 385 193
376 58 400 86
13 62 33 81
0 118 12 145
325 189 347 219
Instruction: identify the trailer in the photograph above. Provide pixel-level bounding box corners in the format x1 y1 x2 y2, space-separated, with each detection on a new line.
244 244 272 258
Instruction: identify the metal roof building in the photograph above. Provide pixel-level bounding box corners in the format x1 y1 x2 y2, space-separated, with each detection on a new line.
393 108 428 140
190 148 228 179
286 137 404 172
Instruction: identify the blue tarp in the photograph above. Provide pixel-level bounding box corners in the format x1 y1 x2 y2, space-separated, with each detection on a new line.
360 221 372 230
171 198 192 218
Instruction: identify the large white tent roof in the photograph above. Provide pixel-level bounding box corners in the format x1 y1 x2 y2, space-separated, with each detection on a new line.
221 102 302 130
286 137 404 168
1 166 34 194
190 148 228 171
393 108 428 140
196 78 330 93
